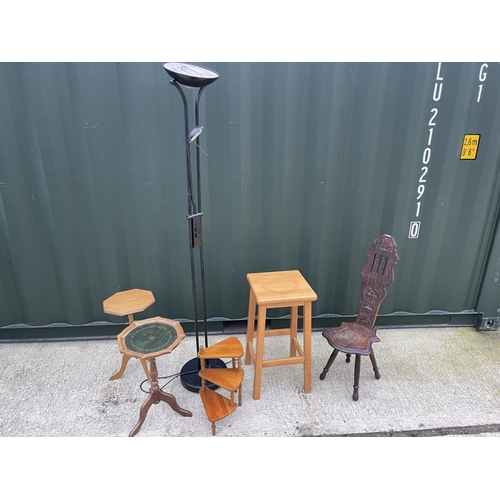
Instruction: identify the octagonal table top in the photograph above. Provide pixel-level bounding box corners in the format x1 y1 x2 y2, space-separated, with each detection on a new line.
103 289 155 317
116 317 186 360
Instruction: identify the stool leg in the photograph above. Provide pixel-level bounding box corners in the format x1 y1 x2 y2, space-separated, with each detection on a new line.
290 305 298 357
237 357 243 406
245 291 257 365
253 305 267 400
303 301 312 393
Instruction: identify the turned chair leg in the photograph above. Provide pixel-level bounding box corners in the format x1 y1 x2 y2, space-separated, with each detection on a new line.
346 354 351 363
369 351 381 379
352 354 361 401
320 348 339 380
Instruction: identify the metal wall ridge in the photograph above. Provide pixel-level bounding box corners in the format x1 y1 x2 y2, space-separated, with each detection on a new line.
1 62 499 339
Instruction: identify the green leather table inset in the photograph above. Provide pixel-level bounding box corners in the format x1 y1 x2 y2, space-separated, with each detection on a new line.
116 316 186 360
124 322 178 354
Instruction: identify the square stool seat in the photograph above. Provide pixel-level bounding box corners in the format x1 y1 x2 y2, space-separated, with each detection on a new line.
245 270 317 400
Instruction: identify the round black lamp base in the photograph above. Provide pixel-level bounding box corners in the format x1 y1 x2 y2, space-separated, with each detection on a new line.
180 357 227 393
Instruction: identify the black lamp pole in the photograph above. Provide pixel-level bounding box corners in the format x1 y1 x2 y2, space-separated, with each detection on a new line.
163 62 226 392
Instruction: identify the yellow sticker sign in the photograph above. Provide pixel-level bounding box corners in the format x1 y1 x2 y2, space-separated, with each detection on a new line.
460 134 481 160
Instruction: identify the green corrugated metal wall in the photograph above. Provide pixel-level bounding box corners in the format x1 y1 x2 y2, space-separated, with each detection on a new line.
1 62 500 339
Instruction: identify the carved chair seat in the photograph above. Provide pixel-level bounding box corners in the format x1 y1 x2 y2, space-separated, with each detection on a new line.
323 322 379 355
319 234 399 401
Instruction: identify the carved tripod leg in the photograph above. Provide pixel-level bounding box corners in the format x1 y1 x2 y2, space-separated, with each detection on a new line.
129 392 155 437
369 351 381 379
150 358 192 417
109 354 132 381
156 390 193 417
129 358 191 437
320 348 339 380
353 354 361 401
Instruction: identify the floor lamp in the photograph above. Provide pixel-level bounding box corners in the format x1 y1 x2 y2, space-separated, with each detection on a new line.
163 62 226 392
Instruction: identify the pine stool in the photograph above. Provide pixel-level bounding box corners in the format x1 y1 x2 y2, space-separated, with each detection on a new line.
245 270 317 400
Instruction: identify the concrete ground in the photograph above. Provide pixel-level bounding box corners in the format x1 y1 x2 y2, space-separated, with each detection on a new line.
1 325 500 438
3 325 500 500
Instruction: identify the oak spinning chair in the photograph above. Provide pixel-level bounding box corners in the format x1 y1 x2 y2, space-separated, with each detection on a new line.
319 234 399 401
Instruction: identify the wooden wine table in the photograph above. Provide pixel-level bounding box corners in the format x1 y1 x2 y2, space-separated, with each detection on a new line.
116 316 192 437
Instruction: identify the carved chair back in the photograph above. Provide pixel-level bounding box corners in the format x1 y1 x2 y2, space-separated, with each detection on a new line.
355 234 399 330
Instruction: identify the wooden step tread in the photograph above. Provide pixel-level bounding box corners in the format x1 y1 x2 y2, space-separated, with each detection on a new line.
199 388 237 423
198 337 244 359
199 368 244 391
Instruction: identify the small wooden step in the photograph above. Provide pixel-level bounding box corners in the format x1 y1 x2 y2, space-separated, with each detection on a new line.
199 368 244 392
198 336 244 359
199 387 237 423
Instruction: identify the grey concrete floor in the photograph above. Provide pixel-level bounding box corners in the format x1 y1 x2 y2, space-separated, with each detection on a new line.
2 325 499 500
1 326 500 438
